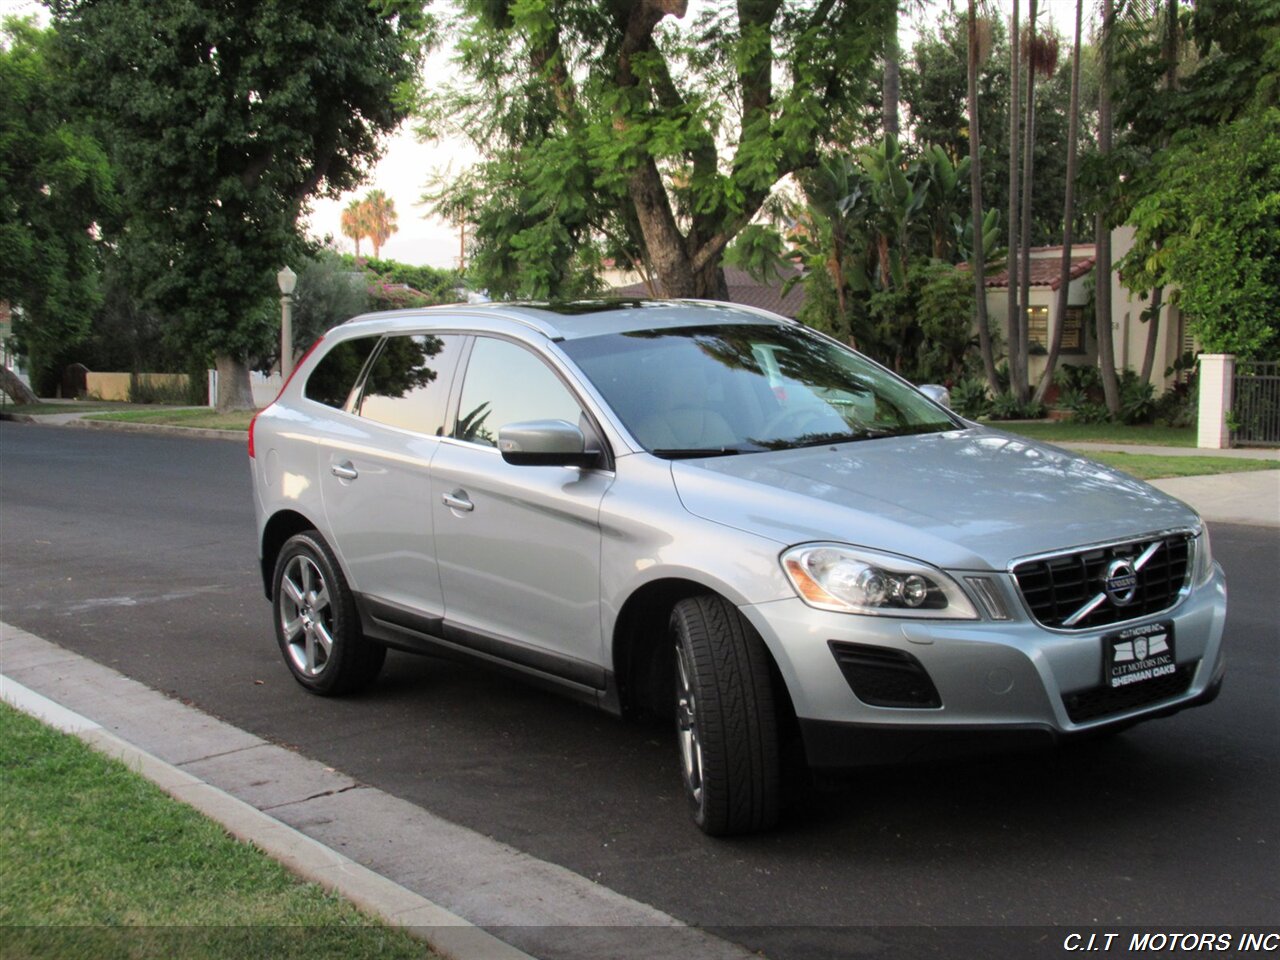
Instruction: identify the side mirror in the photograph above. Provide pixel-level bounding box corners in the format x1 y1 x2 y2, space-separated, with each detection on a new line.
498 420 598 467
918 384 951 409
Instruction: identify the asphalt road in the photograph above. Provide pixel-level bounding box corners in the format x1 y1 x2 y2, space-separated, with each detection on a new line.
2 422 1277 957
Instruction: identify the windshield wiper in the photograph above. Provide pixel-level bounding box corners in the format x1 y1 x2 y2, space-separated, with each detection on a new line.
651 446 750 459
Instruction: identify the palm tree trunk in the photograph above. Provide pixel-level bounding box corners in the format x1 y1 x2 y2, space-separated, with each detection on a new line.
1033 0 1084 405
1095 0 1122 416
1015 0 1040 403
967 0 1000 394
883 5 900 138
1005 0 1022 399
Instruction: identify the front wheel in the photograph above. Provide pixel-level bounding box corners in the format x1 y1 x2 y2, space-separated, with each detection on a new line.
272 531 385 696
671 595 781 835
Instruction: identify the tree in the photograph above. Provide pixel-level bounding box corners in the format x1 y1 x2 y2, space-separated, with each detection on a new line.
0 17 114 399
1094 0 1122 416
1033 0 1085 404
51 0 429 410
341 198 370 258
1120 108 1280 359
426 0 896 301
362 189 398 259
966 0 1000 394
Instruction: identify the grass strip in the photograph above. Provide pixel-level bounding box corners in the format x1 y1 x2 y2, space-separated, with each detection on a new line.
998 421 1197 447
0 702 432 958
86 408 254 431
1083 452 1278 481
0 402 135 416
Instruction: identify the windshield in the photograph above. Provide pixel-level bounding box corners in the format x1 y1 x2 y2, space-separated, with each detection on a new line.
560 323 959 458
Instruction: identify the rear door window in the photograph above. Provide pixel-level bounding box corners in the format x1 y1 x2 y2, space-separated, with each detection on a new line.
305 336 380 409
357 334 465 436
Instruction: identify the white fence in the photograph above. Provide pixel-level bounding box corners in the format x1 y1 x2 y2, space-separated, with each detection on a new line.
206 370 284 409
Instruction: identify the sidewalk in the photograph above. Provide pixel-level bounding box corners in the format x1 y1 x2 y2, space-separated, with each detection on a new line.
0 621 757 960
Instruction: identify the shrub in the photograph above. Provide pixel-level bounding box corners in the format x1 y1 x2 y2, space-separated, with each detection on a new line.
988 392 1046 421
950 377 991 419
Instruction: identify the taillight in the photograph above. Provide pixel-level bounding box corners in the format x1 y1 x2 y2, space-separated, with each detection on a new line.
248 411 259 459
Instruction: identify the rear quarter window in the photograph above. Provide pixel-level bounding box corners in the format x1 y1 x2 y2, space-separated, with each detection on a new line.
304 336 380 409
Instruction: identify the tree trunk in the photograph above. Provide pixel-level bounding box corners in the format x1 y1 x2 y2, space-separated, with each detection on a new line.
968 0 1000 395
1015 0 1040 403
1095 0 1121 416
1033 0 1084 405
0 366 39 404
215 353 256 412
1140 285 1163 385
1005 0 1022 399
883 6 900 138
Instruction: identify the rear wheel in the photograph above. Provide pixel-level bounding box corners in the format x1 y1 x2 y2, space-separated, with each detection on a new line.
273 531 385 695
671 595 781 835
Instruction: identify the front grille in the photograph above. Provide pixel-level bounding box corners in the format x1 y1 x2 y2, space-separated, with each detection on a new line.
829 642 942 709
1063 661 1197 723
1013 534 1191 629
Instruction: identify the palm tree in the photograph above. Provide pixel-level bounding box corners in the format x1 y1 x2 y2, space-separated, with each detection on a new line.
1033 0 1084 404
1006 0 1023 400
340 198 368 258
967 0 1001 394
1015 1 1059 400
363 190 398 260
1095 0 1122 416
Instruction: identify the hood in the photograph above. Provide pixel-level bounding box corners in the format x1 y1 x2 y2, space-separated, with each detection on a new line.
670 427 1200 570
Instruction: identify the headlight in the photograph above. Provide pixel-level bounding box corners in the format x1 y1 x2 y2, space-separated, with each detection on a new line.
1193 526 1215 586
781 544 979 619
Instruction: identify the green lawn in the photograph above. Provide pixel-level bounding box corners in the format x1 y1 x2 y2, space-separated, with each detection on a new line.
993 420 1198 447
0 401 136 416
86 407 255 431
0 703 433 959
1085 452 1278 481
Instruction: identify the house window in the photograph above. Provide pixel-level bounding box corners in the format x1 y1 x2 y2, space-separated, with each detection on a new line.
1028 307 1049 351
1027 306 1085 355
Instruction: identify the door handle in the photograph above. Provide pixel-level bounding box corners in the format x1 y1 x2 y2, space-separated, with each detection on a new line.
441 490 474 512
331 461 359 481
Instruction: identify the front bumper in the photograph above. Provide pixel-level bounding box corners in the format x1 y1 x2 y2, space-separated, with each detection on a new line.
739 565 1228 769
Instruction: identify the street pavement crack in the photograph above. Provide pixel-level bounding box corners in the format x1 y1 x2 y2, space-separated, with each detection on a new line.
260 783 363 812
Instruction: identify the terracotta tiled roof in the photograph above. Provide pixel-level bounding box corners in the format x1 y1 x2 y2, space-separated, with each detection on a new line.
965 247 1097 290
611 267 805 318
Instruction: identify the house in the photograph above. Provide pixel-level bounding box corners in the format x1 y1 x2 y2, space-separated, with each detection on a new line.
978 244 1098 387
1108 226 1196 390
611 266 805 318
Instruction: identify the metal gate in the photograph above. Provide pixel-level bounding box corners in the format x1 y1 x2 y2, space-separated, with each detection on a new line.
1233 361 1280 447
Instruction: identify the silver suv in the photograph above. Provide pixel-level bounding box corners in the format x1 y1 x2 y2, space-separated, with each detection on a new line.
250 301 1227 835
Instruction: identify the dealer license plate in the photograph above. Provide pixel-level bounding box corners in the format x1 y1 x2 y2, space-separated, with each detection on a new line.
1104 621 1176 689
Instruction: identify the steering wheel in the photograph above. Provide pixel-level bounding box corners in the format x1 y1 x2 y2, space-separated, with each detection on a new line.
759 404 841 440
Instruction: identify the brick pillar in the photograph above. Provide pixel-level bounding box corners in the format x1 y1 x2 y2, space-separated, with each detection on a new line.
1197 354 1235 449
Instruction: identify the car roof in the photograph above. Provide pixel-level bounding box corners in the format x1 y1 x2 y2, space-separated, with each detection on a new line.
338 299 793 342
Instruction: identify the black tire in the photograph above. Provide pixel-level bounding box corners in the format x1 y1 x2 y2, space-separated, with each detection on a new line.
671 595 781 836
271 531 385 696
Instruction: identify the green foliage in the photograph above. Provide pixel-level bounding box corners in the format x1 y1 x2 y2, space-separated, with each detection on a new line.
1120 109 1280 358
341 254 463 303
1118 370 1157 425
987 392 1046 421
126 375 192 406
949 376 992 418
290 251 371 350
0 17 115 395
50 0 429 367
424 0 896 299
902 12 1091 246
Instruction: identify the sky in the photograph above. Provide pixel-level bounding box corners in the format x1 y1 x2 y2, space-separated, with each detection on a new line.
3 0 1087 269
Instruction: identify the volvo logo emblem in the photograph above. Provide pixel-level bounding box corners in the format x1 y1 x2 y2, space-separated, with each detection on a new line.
1104 558 1138 606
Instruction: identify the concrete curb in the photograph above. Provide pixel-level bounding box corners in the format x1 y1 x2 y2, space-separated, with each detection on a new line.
0 672 533 960
0 622 760 960
67 417 247 442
